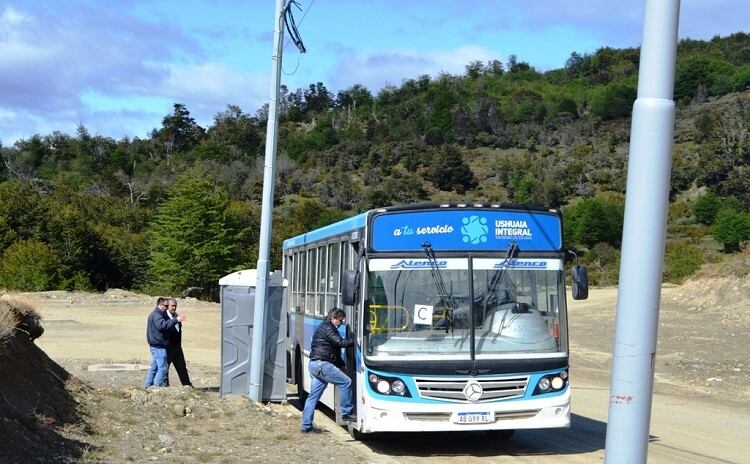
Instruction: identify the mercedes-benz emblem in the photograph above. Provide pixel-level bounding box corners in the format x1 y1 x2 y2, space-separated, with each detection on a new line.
463 381 483 401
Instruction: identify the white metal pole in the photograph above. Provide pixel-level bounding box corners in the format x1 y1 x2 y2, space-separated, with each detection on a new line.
605 1 680 462
249 0 285 402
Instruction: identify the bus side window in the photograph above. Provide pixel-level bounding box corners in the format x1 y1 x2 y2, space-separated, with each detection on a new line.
303 249 312 315
328 242 340 311
287 253 295 312
317 245 326 316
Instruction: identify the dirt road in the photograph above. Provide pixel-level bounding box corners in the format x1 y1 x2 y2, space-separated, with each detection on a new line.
22 286 750 463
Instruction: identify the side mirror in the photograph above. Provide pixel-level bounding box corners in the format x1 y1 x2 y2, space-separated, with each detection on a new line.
571 265 589 300
341 270 359 306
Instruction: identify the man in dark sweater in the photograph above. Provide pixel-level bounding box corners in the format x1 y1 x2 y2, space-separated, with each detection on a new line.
300 308 355 432
144 297 184 387
165 297 192 387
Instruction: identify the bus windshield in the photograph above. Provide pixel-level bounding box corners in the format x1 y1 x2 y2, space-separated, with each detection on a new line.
364 258 565 360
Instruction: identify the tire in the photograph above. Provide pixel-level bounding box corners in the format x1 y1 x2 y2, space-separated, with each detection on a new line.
295 349 307 403
348 422 365 441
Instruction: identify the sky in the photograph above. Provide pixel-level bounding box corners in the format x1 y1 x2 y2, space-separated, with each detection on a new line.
0 0 747 145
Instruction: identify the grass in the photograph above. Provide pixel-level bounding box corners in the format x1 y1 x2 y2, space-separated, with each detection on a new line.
80 445 108 463
0 298 38 340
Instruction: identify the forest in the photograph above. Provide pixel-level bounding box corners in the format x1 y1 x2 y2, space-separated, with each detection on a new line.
1 33 749 300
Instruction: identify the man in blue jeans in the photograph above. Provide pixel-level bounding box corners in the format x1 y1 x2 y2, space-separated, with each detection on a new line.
300 308 355 432
144 297 184 388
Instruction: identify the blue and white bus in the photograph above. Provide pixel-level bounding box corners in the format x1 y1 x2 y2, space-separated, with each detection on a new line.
284 203 588 438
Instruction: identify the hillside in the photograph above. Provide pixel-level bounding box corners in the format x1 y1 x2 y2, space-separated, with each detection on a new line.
1 33 749 298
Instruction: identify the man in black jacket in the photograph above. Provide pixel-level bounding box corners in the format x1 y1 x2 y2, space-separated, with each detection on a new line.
144 297 184 387
165 297 192 387
300 308 355 432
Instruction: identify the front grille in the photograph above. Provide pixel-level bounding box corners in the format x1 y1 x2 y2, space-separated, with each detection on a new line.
495 409 540 420
404 412 452 422
415 376 529 403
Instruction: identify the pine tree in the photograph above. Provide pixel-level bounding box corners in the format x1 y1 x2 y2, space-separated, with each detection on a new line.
147 170 233 299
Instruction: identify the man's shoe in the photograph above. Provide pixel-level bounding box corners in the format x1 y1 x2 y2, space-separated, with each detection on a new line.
300 427 324 433
341 414 357 422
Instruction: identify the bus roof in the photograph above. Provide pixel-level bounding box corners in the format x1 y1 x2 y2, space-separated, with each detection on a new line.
282 211 368 249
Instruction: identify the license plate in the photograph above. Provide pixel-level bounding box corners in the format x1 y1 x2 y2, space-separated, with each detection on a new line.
452 411 494 424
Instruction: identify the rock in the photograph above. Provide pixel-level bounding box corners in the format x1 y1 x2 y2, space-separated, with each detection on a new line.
158 434 173 445
173 404 187 417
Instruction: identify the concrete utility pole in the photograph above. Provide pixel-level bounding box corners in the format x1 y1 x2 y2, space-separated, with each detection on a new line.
249 0 286 402
605 1 680 462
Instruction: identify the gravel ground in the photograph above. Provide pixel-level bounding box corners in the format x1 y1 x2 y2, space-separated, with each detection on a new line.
63 361 372 464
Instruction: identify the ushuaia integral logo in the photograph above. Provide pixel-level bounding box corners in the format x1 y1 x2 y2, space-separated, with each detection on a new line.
495 219 533 240
461 215 488 244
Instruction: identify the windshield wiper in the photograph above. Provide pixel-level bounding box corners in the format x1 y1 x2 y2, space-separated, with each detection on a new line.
483 242 519 311
421 241 455 334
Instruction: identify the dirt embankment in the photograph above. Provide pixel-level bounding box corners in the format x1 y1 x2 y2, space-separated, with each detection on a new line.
0 293 372 464
0 298 90 463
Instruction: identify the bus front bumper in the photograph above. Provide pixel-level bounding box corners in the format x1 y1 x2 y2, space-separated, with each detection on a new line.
357 389 570 434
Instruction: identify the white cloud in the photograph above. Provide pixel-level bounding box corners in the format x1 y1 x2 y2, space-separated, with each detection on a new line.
1 6 27 26
330 45 498 91
0 108 17 119
156 62 269 125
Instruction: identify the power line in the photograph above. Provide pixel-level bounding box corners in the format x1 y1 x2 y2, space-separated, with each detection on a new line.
283 0 309 54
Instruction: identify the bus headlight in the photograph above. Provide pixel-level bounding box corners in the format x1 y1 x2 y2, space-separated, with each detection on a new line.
366 370 412 397
551 376 564 390
391 380 406 395
376 380 391 394
538 377 551 392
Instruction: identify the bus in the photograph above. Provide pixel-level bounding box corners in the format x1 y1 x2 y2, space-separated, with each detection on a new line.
284 202 588 438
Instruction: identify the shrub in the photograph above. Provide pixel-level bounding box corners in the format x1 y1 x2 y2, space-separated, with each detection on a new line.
564 194 625 249
664 242 703 283
693 193 723 224
589 80 636 120
585 242 620 286
712 208 750 252
0 240 60 291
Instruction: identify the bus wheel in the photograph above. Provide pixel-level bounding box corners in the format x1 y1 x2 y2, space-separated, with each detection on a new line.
486 429 515 440
348 422 364 440
295 351 307 404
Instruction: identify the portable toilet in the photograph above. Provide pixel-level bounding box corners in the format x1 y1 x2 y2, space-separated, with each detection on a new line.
219 269 287 401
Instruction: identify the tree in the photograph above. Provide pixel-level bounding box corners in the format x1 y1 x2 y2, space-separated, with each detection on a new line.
693 193 723 224
486 59 504 76
564 195 625 249
147 170 234 299
507 55 531 73
565 52 585 77
465 61 485 79
589 80 637 120
712 208 750 252
335 84 373 110
198 105 261 162
0 240 60 291
157 103 206 154
304 82 334 114
427 145 477 194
